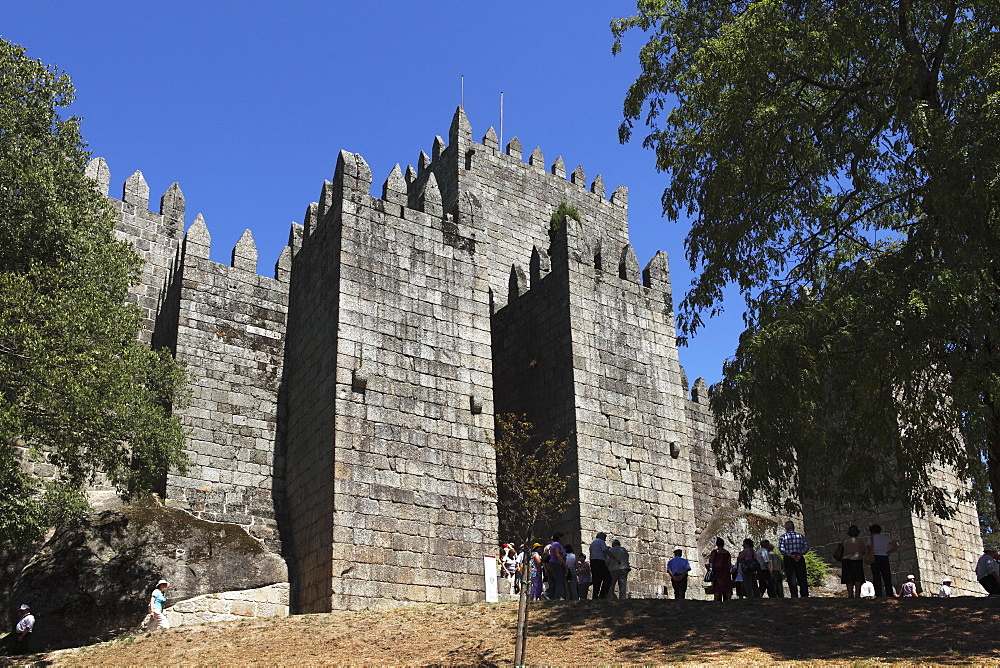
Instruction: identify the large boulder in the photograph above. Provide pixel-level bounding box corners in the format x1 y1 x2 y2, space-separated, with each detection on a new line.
697 503 784 555
8 497 287 650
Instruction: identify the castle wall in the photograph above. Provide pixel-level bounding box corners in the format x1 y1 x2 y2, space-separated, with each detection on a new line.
285 151 498 612
803 468 984 597
414 109 632 310
555 220 698 596
282 184 342 611
86 159 185 351
491 253 580 541
165 221 290 554
86 107 987 612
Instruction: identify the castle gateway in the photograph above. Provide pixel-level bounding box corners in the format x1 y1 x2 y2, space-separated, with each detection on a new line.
91 107 983 610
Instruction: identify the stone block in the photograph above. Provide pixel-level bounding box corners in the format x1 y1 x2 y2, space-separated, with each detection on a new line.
230 600 256 617
207 598 232 614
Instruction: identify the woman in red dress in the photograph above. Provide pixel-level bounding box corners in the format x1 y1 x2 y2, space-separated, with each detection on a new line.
709 537 733 601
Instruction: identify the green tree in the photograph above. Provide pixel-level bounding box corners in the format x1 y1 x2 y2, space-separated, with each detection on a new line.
481 413 574 667
489 413 575 544
0 39 188 546
613 2 1000 518
803 549 829 588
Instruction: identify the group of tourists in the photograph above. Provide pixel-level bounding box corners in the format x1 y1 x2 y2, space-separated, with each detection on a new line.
505 519 970 603
705 523 808 602
499 532 632 601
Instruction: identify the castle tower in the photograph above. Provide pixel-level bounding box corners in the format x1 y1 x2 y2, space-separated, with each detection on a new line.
282 149 497 611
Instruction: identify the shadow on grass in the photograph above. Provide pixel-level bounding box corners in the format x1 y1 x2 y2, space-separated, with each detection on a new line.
527 596 1000 664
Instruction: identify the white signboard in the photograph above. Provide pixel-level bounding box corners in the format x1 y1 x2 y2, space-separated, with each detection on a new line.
484 555 499 603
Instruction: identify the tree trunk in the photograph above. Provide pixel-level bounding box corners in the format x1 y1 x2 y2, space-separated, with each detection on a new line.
513 546 531 666
986 411 1000 539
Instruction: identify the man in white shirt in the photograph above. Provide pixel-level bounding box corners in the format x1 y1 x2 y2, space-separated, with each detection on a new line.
12 604 34 655
938 577 953 598
588 532 620 599
975 547 1000 595
756 540 774 597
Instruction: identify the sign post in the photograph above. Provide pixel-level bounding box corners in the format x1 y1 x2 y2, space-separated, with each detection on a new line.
484 555 499 603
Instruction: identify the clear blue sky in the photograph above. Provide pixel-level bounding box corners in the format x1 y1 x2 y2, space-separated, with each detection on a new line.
5 1 742 387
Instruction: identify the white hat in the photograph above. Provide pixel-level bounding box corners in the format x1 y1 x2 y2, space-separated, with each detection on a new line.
943 577 953 583
18 604 29 611
907 574 915 580
156 579 169 586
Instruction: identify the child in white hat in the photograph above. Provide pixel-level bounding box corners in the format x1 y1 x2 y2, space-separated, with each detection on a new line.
938 577 953 598
900 574 919 597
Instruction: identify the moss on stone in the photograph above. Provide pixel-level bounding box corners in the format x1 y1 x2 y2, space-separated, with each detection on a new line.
124 497 264 556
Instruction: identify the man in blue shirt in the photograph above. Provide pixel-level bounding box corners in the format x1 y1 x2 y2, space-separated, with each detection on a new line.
778 521 810 597
666 549 691 599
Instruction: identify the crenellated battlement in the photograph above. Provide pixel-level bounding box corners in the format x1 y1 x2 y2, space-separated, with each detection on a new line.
87 157 295 284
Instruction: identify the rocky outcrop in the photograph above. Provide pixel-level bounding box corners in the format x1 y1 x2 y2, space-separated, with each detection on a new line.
7 498 287 650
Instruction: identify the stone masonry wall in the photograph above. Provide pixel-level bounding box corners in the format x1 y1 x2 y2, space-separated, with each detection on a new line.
804 470 983 597
282 181 342 612
283 150 499 612
165 583 290 626
410 108 632 311
555 218 698 597
87 158 185 351
164 217 291 554
491 251 580 540
911 466 983 596
87 107 987 612
329 151 497 610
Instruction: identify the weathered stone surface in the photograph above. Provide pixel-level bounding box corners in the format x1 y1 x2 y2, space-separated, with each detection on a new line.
8 499 286 650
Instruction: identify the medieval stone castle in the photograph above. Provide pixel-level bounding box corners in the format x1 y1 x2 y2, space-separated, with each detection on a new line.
87 107 983 609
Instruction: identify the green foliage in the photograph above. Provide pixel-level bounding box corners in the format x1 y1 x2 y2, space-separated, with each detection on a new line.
971 462 1000 544
803 549 829 588
483 413 576 544
549 202 581 232
613 1 1000 518
0 38 189 547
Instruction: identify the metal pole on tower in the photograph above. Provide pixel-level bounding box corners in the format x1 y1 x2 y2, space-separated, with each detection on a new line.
461 75 465 108
499 91 504 150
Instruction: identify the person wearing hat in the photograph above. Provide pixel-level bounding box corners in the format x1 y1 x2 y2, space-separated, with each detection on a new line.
975 546 1000 595
938 577 953 598
840 525 867 598
11 604 34 655
147 579 170 631
900 574 919 597
667 549 691 600
588 532 620 599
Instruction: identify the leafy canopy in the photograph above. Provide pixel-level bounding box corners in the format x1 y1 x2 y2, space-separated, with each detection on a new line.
614 1 1000 517
0 39 189 546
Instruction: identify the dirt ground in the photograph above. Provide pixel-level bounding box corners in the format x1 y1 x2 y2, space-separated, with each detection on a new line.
11 596 1000 666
